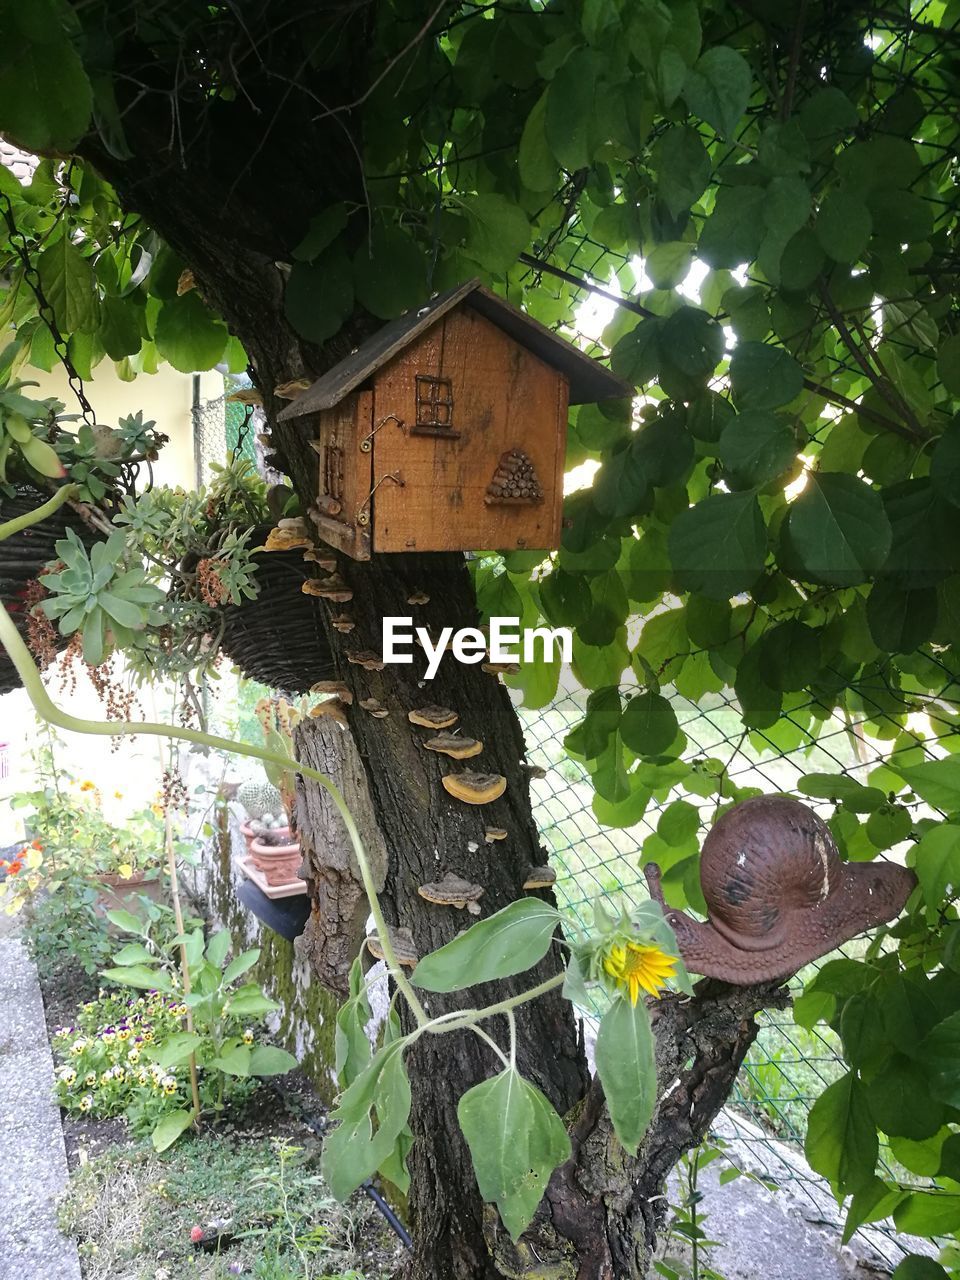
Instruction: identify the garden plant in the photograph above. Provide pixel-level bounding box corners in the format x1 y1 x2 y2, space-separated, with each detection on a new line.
0 3 959 1278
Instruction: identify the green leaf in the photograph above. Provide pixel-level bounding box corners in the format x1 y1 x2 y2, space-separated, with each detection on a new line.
151 1109 195 1153
658 800 701 846
411 899 560 993
804 1072 878 1195
929 419 960 509
37 235 99 335
227 991 279 1017
936 336 960 398
460 194 530 275
865 1056 944 1141
610 319 663 388
892 1260 949 1280
457 1067 571 1241
322 1040 412 1201
668 491 767 599
894 1193 960 1237
105 908 146 935
797 773 884 812
211 1044 252 1077
205 929 231 970
110 942 154 966
154 1032 203 1071
866 583 938 653
718 410 797 490
518 90 555 192
292 204 348 261
816 191 872 263
784 472 892 587
698 185 765 268
285 252 354 341
620 691 679 757
660 306 723 379
594 995 656 1154
565 686 621 758
913 825 960 906
654 127 712 219
223 948 260 985
682 46 751 138
98 295 142 361
645 242 694 291
895 758 960 811
0 0 93 152
19 433 66 479
154 291 228 373
729 342 803 410
758 621 821 692
248 1044 298 1076
545 49 599 171
100 965 168 991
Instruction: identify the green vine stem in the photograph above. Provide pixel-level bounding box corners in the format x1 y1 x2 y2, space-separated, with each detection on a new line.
0 486 429 1026
1 489 574 1051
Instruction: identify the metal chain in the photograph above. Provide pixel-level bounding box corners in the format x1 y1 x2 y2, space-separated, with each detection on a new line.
0 187 97 427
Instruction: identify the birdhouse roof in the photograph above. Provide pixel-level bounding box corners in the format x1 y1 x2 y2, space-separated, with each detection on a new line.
277 278 631 420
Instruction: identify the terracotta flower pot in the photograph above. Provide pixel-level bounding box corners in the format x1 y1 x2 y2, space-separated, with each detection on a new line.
96 869 164 920
249 835 301 887
240 821 257 856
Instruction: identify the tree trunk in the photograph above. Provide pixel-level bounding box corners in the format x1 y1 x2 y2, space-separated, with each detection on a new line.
73 56 790 1275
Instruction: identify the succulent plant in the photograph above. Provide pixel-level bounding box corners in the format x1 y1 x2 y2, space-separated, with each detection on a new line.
236 778 283 821
39 528 166 666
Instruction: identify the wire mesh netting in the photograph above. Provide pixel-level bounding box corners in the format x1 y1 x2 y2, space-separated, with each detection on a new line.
517 653 957 1266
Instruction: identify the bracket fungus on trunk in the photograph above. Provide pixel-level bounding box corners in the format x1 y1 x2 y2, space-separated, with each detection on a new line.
408 704 459 730
422 732 483 759
523 865 557 890
441 770 507 805
365 928 419 968
418 873 485 915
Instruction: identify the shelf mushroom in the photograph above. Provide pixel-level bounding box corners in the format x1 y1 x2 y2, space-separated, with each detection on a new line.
523 866 557 891
365 927 419 968
360 697 390 718
485 827 508 843
310 680 353 703
442 770 507 805
418 873 484 915
408 705 459 730
347 649 386 670
423 732 483 760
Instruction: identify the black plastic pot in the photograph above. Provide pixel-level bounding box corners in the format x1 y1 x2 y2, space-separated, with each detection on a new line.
237 876 311 941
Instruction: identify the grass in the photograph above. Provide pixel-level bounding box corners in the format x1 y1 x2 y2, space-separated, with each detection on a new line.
58 1132 402 1280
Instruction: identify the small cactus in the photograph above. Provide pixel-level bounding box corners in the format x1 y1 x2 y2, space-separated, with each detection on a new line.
236 778 283 821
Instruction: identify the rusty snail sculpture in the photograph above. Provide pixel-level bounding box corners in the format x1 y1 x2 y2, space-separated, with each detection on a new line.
645 795 917 985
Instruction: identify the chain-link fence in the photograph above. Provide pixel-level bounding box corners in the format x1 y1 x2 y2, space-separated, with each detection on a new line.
517 655 957 1267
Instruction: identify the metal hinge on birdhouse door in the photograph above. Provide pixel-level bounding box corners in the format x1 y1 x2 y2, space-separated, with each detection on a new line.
356 470 404 527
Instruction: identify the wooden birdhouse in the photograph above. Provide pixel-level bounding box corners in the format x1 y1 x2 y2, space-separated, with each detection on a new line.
277 278 630 560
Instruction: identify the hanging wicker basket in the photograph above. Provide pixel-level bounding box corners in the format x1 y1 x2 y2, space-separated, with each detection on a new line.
218 535 335 694
0 486 95 696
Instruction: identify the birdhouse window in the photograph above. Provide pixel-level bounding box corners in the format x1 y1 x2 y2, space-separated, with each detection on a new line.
413 375 458 437
323 445 344 500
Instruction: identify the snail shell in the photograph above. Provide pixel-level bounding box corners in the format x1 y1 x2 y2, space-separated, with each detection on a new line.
646 794 916 985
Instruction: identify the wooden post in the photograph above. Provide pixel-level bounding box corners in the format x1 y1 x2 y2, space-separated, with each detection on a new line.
293 716 388 995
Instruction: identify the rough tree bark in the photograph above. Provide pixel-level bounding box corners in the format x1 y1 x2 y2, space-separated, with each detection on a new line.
68 15 791 1274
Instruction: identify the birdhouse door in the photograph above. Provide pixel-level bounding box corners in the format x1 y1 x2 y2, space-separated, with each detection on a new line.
309 390 373 560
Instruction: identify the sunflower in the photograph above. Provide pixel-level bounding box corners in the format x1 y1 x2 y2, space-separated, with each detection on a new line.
603 941 678 1005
